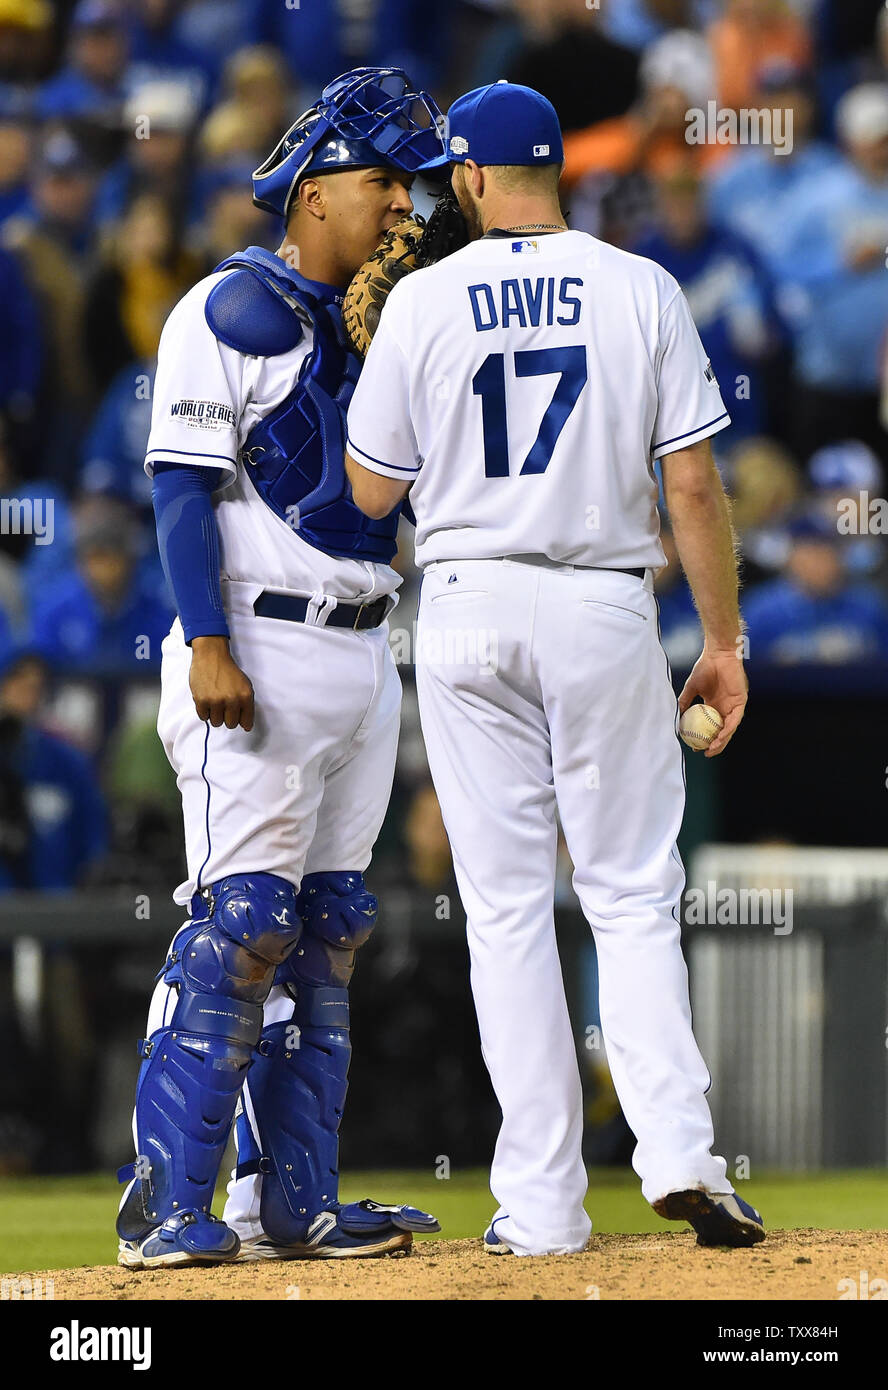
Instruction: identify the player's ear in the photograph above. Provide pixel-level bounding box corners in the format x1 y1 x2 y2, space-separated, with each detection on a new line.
296 176 326 220
465 159 484 199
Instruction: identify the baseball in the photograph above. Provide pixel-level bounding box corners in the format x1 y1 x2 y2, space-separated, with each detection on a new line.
679 703 724 751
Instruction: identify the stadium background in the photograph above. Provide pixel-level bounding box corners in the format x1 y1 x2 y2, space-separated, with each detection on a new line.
0 0 887 1277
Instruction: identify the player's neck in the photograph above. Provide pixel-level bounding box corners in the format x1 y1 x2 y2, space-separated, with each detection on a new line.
274 233 351 292
480 199 567 236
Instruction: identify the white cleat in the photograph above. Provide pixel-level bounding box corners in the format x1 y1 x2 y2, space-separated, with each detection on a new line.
483 1224 514 1255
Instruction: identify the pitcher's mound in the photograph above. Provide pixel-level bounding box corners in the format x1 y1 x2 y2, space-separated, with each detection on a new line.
22 1228 888 1300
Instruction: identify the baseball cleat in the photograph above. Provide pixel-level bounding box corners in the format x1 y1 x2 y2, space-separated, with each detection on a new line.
483 1224 514 1255
117 1211 241 1268
237 1199 439 1261
653 1189 766 1247
237 1223 411 1261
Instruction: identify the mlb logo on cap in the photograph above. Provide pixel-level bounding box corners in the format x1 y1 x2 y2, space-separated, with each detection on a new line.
445 81 563 168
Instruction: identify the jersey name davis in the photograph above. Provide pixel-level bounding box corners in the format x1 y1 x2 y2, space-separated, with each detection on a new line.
468 276 584 332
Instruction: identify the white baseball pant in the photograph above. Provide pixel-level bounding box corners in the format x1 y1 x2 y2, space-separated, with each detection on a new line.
151 577 401 1232
415 555 731 1256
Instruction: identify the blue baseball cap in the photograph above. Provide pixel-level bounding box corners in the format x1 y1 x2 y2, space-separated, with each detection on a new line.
446 80 563 167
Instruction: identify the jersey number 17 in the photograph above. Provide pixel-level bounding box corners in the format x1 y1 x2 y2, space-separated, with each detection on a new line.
472 345 587 477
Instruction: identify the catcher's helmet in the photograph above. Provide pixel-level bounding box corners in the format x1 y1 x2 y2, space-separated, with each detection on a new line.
252 66 449 219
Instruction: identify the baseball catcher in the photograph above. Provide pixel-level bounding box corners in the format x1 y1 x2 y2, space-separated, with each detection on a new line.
116 68 453 1267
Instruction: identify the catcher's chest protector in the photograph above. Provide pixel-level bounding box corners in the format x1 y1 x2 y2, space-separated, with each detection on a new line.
206 247 401 564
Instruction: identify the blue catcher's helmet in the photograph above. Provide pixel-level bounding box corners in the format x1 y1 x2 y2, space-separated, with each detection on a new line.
252 66 449 220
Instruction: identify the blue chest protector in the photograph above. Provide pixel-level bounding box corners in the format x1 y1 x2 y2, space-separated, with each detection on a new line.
205 246 400 565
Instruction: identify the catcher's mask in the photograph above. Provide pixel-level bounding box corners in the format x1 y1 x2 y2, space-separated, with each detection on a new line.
252 66 449 219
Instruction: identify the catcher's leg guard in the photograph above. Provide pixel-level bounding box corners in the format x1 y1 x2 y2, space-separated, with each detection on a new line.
234 871 376 1245
117 873 303 1245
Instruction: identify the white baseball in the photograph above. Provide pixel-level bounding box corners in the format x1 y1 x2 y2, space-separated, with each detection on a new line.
678 703 724 751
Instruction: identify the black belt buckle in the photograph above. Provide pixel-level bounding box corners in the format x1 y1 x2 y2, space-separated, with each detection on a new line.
351 595 389 630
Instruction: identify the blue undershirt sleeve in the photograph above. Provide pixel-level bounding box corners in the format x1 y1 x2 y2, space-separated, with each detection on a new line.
152 461 230 644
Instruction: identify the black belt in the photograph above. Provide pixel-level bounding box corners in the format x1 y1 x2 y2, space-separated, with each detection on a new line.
501 555 646 579
253 590 392 630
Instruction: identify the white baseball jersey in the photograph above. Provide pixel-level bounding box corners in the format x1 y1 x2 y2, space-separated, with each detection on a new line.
142 266 405 909
346 229 730 570
145 272 398 604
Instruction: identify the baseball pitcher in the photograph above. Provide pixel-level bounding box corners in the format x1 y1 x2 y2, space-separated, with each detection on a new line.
346 81 766 1256
116 68 450 1267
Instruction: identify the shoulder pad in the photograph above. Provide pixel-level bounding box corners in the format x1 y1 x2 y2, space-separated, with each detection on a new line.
205 269 304 358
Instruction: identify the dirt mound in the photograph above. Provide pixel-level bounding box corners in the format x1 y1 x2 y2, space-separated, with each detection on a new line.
23 1228 888 1300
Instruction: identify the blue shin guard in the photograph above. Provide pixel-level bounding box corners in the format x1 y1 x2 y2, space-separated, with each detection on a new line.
117 873 303 1243
235 872 376 1245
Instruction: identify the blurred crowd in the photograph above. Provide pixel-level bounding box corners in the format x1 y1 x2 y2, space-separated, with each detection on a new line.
0 0 886 894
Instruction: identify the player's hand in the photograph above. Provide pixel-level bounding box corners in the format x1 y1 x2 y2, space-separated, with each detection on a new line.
189 635 255 732
678 646 747 758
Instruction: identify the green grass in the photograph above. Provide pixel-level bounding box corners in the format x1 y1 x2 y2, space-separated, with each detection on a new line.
1 1169 886 1275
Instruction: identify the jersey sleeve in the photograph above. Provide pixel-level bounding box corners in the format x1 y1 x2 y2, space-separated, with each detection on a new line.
345 290 420 480
651 288 731 458
144 282 244 482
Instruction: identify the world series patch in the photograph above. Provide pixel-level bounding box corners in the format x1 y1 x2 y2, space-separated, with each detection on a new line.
170 399 237 431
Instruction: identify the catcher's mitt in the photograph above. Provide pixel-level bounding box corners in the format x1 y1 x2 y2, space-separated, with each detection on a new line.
415 185 469 268
342 190 469 357
342 217 425 357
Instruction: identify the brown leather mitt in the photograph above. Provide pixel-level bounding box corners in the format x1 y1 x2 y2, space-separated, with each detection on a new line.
341 217 426 357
